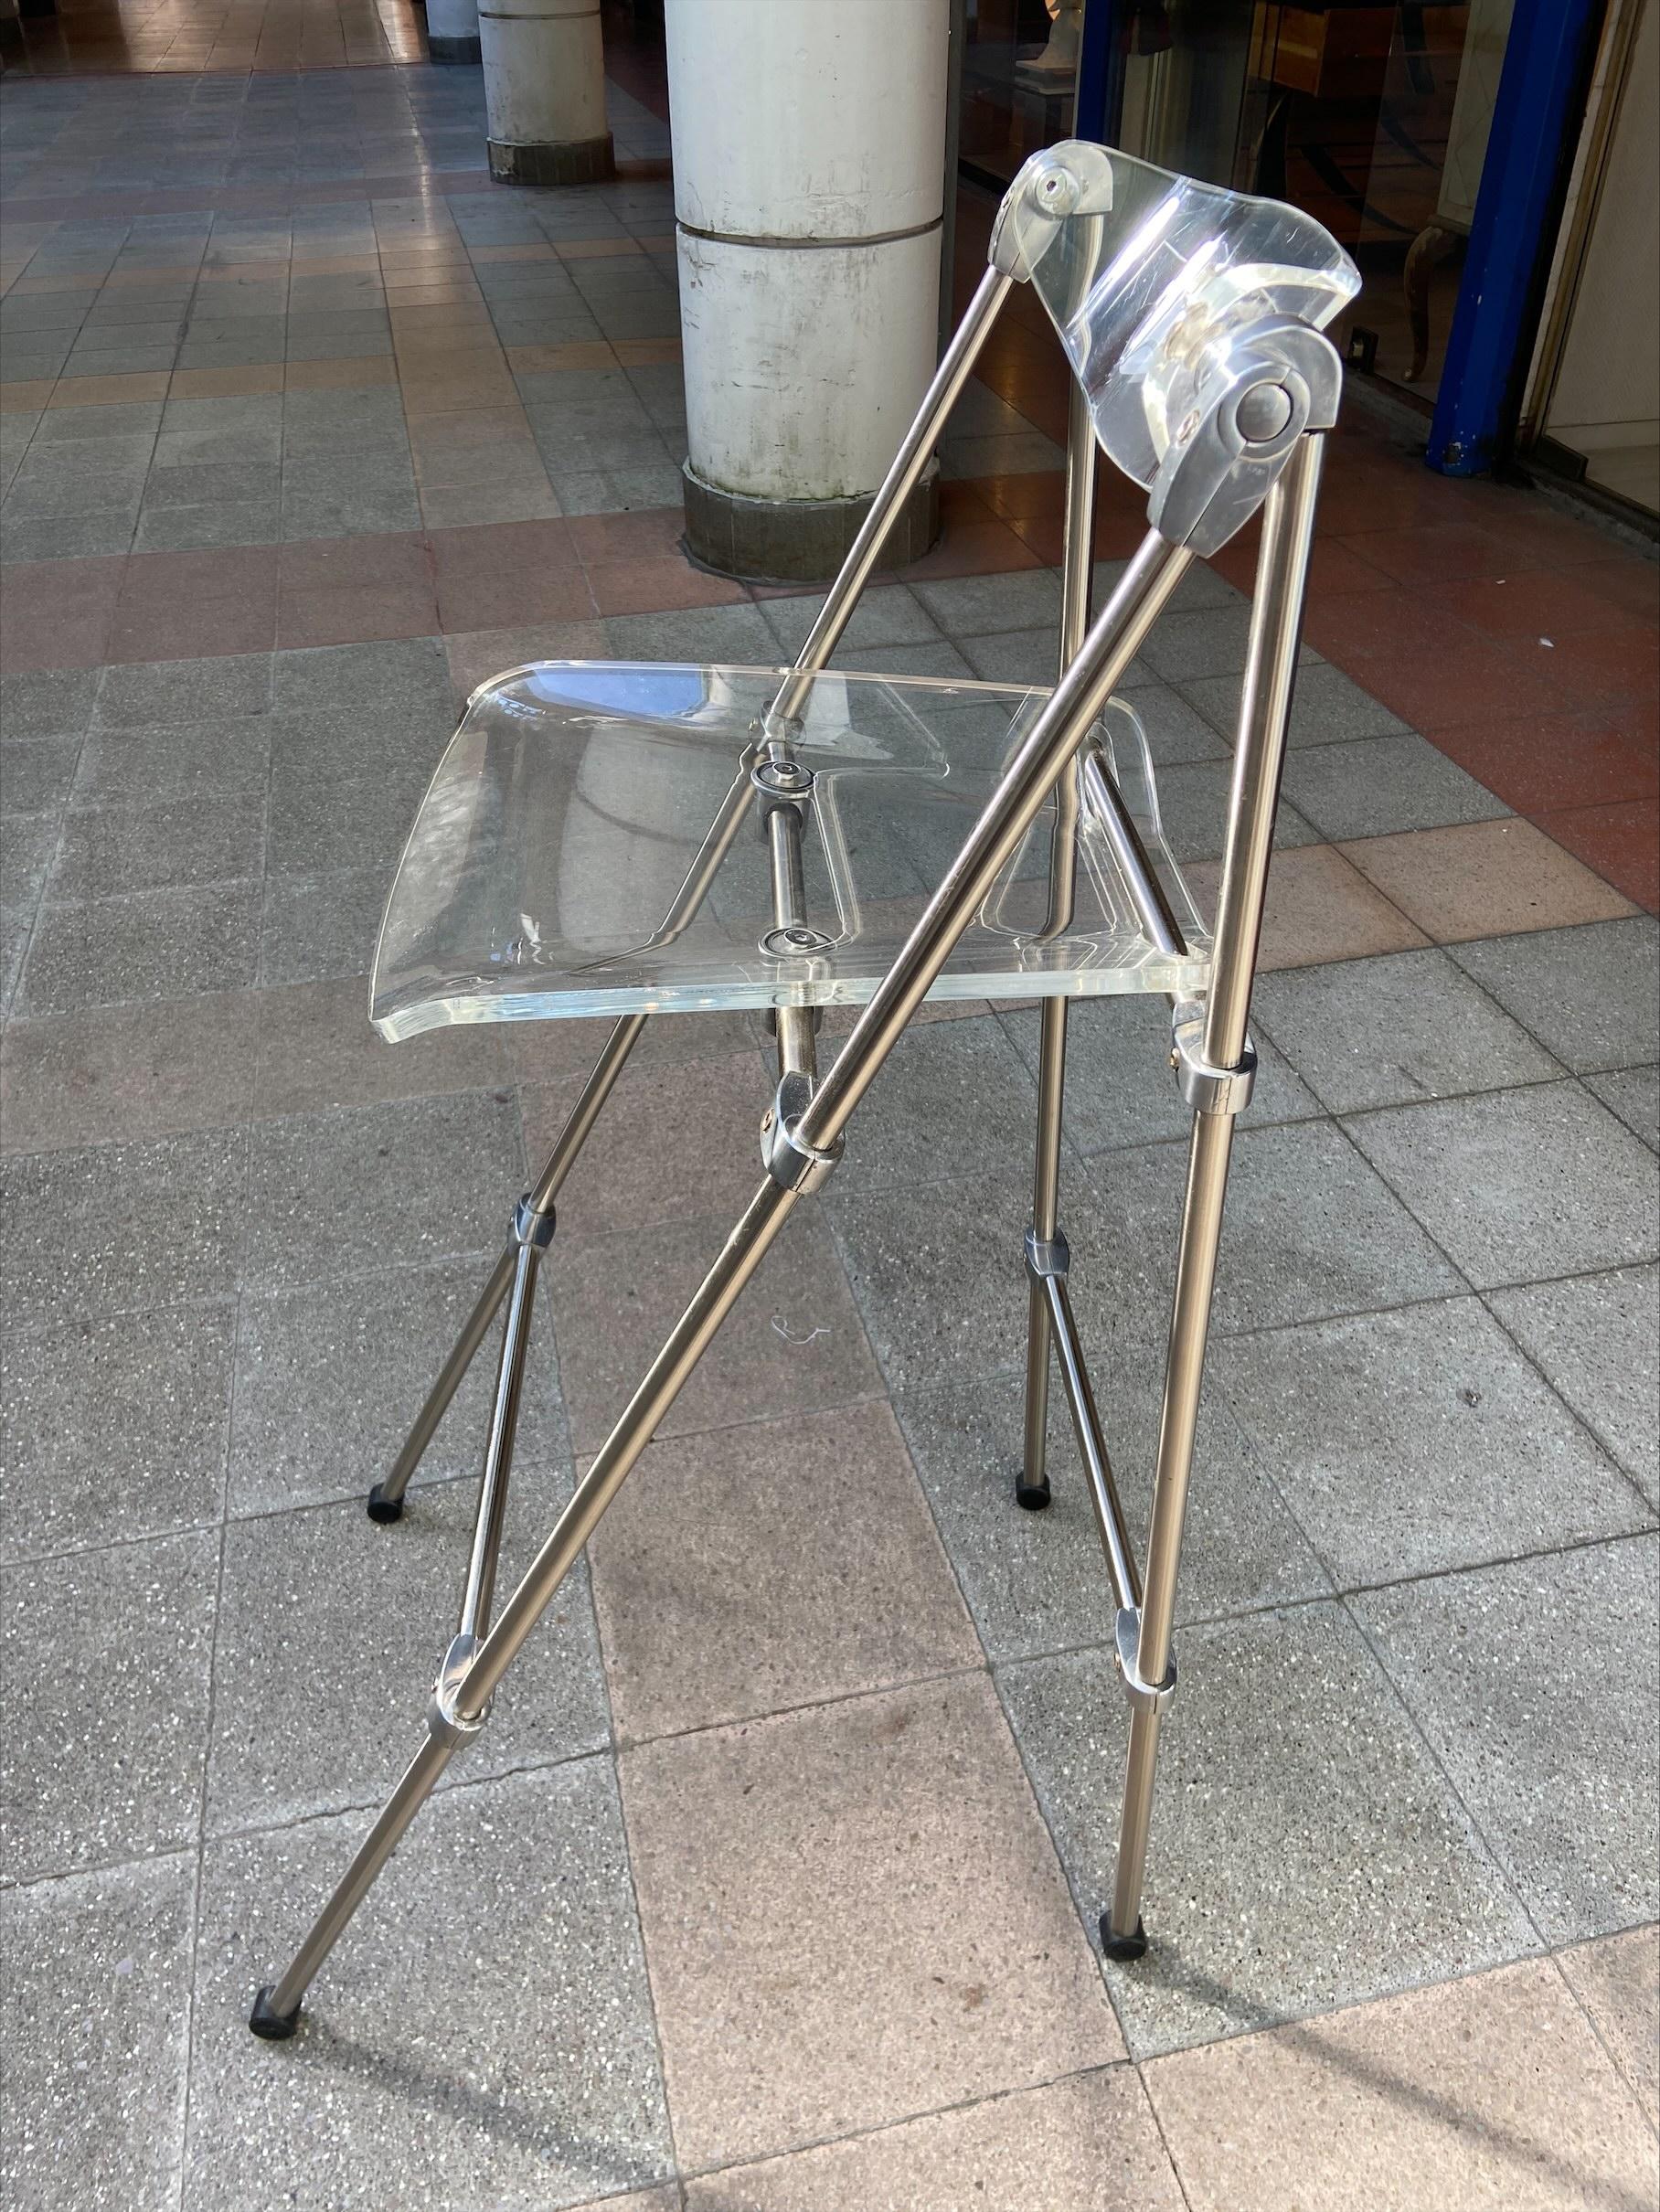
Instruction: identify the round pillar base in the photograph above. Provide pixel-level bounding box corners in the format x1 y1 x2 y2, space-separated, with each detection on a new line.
428 34 481 61
682 461 940 586
487 133 616 187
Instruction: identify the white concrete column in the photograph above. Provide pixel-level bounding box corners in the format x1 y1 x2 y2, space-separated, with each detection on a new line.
481 0 615 185
427 0 480 67
665 0 951 580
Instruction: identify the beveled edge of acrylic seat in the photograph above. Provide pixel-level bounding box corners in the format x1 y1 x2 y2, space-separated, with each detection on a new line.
370 658 1214 1041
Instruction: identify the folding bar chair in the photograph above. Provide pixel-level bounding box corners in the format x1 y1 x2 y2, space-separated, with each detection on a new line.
249 143 1359 2042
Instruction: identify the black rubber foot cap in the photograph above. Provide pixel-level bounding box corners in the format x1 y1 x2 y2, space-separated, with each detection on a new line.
1100 1915 1149 1962
1014 1477 1052 1512
249 1985 302 2040
366 1484 404 1524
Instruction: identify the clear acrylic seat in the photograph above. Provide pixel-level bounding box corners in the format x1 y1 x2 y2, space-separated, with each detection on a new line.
371 659 1211 1040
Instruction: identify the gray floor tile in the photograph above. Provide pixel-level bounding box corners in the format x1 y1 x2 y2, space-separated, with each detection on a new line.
758 584 940 659
0 1856 195 2212
1141 605 1316 685
95 654 273 728
1 1126 245 1327
601 602 776 665
48 791 265 902
1119 681 1230 765
1215 1296 1650 1588
1080 1120 1465 1337
896 1362 1329 1658
1355 1538 1659 1943
1250 947 1562 1112
259 864 390 984
1 1305 233 1561
0 1528 217 1879
546 453 686 514
1 666 101 741
1450 918 1660 1074
229 1256 562 1515
0 736 80 817
955 627 1060 688
999 994 1320 1153
998 1601 1535 2056
270 633 453 721
1182 661 1408 748
186 1762 672 2211
242 1090 522 1294
826 1173 1034 1394
910 569 1064 637
1345 1080 1660 1288
133 496 281 552
207 1483 608 1834
265 765 424 878
74 713 272 803
1 512 138 561
280 452 420 538
551 1201 880 1452
21 879 261 1013
1 808 59 910
1487 1264 1660 1504
830 1014 1042 1195
1586 1064 1660 1153
1282 732 1509 839
1147 759 1321 863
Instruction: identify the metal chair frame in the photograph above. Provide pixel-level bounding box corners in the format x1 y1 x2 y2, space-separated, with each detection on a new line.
250 146 1342 2042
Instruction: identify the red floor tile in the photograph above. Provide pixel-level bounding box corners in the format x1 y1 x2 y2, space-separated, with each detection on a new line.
584 556 747 617
1533 799 1660 912
1355 633 1574 732
1431 709 1660 815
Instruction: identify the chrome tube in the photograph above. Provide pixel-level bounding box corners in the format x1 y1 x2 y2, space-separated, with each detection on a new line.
1106 434 1326 1947
375 1009 648 1512
460 1175 799 1717
1022 372 1099 1501
770 264 1016 728
800 529 1193 1154
1043 1272 1140 1613
257 1730 454 2025
1079 748 1187 960
456 1235 538 1641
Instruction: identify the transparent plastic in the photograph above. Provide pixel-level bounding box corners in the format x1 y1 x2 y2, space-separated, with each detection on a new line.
370 662 1211 1040
995 141 1359 492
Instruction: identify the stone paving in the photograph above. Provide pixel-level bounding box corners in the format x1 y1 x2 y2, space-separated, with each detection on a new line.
2 50 1658 2212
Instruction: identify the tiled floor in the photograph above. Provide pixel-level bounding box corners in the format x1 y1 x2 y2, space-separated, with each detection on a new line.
3 39 1658 2212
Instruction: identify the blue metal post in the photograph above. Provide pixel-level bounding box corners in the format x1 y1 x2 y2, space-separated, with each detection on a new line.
1428 0 1606 476
1074 0 1118 145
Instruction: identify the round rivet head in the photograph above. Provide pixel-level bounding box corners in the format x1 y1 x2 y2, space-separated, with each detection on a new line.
1236 383 1294 444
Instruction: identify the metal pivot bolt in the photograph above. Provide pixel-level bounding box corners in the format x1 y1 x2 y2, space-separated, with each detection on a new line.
512 1193 557 1250
761 1072 842 1196
1024 1224 1070 1281
1170 1001 1257 1117
1115 1607 1176 1715
429 1632 490 1744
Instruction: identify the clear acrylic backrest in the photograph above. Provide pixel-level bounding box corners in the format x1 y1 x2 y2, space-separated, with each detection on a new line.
992 141 1359 507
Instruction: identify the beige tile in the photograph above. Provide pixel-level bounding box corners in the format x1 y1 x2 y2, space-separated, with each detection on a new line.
1339 819 1636 942
612 338 685 367
48 371 174 408
588 1399 980 1742
621 1675 1123 2169
1 994 260 1154
568 2194 678 2212
250 974 505 1118
683 2068 1184 2212
506 341 619 374
1144 1956 1658 2212
1 379 56 412
520 1047 771 1236
165 364 285 399
1557 1926 1660 2126
282 355 398 391
1187 841 1430 971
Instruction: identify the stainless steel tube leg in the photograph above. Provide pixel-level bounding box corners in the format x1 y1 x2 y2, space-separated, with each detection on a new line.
1018 995 1069 1509
250 1729 458 2037
1102 436 1326 1958
366 1012 648 1520
251 1168 811 2036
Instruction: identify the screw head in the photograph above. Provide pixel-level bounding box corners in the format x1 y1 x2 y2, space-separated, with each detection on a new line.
1236 383 1293 443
